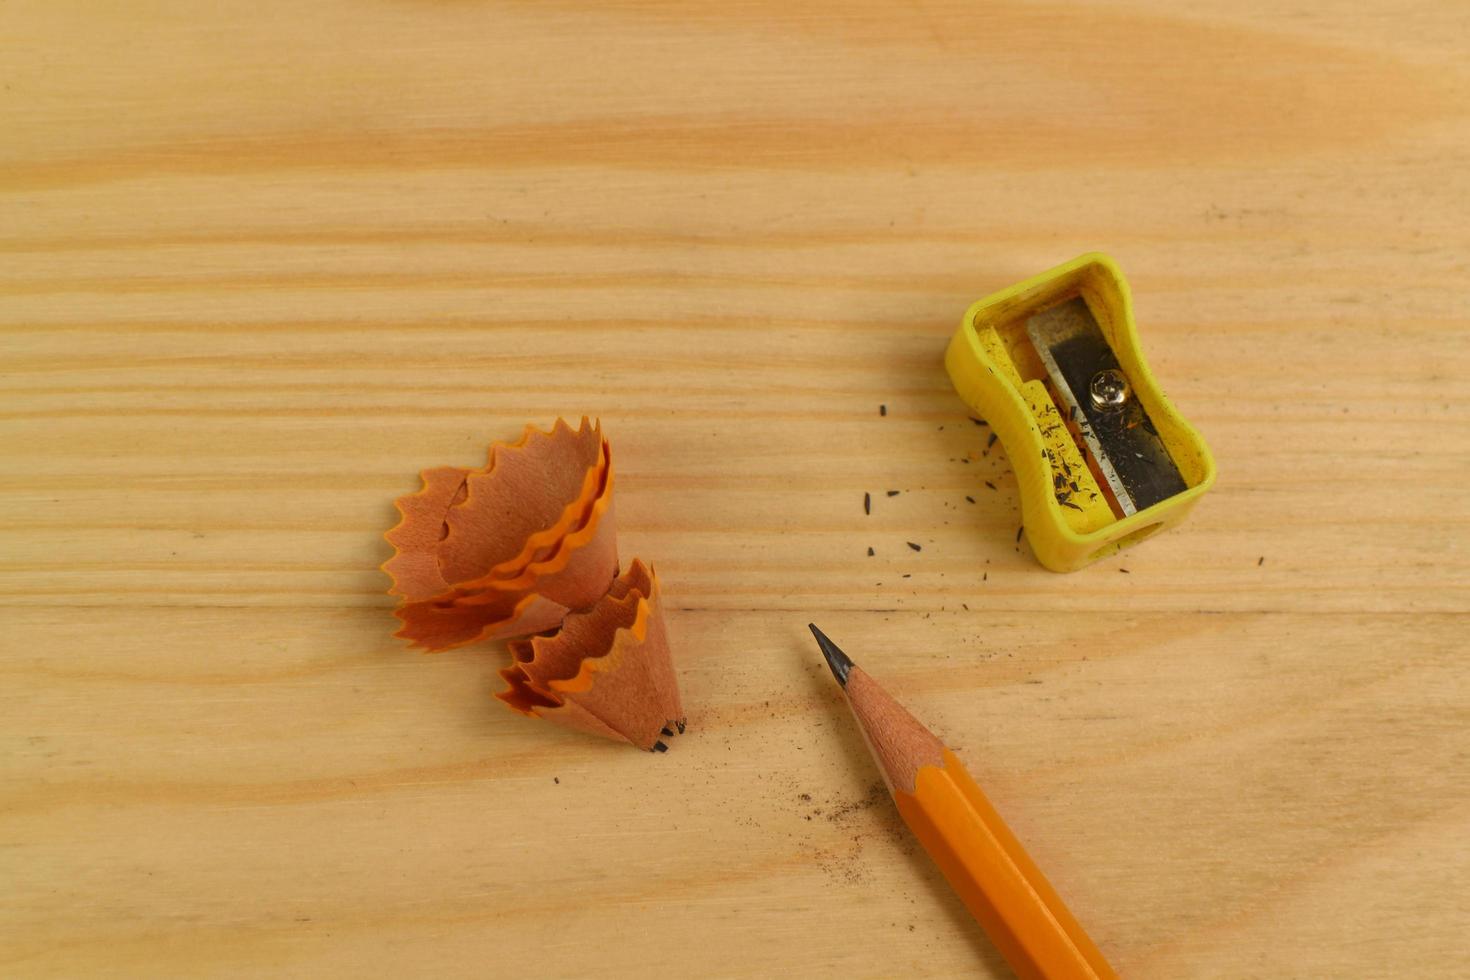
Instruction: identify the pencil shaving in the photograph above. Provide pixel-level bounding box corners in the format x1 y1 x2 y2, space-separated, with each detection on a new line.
382 465 471 602
498 560 683 751
386 417 618 651
382 418 684 751
438 419 603 584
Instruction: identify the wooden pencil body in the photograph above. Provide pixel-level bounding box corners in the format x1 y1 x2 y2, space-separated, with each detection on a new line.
840 664 1114 980
894 750 1117 980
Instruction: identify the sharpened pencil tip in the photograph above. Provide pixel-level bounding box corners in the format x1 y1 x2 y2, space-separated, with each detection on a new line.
808 623 854 687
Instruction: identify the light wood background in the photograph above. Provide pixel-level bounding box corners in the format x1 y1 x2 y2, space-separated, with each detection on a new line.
3 2 1467 977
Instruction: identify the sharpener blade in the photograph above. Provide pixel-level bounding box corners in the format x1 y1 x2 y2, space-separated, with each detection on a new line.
1025 297 1187 515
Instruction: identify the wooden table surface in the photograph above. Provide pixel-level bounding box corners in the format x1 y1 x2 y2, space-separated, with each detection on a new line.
4 3 1468 977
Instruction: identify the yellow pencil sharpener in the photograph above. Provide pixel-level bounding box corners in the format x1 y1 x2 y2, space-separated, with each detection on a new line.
945 253 1215 572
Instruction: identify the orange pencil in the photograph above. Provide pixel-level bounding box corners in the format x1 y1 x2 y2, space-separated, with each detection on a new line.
809 624 1117 980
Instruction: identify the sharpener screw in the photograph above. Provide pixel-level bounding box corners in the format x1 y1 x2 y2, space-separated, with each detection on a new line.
1089 369 1130 412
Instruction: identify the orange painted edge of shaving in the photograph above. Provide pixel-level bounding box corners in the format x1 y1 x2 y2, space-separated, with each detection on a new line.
434 417 578 574
546 588 652 697
448 447 614 604
392 588 548 653
480 436 606 582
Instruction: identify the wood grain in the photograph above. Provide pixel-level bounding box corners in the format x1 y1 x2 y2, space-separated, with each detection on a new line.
2 2 1467 977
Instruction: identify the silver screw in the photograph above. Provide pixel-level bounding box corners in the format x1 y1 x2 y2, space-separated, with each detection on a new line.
1089 369 1130 412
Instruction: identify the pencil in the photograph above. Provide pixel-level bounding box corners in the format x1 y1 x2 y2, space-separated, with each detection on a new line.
809 624 1117 980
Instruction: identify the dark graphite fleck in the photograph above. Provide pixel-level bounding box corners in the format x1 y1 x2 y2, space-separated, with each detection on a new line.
965 495 975 504
907 542 922 552
864 492 871 515
1015 526 1024 543
867 547 875 557
880 404 887 416
887 490 900 497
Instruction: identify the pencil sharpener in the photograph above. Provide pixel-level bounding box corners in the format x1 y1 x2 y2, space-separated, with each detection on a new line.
945 253 1215 572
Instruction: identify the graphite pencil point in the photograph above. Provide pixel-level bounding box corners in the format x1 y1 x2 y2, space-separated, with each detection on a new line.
808 624 854 687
